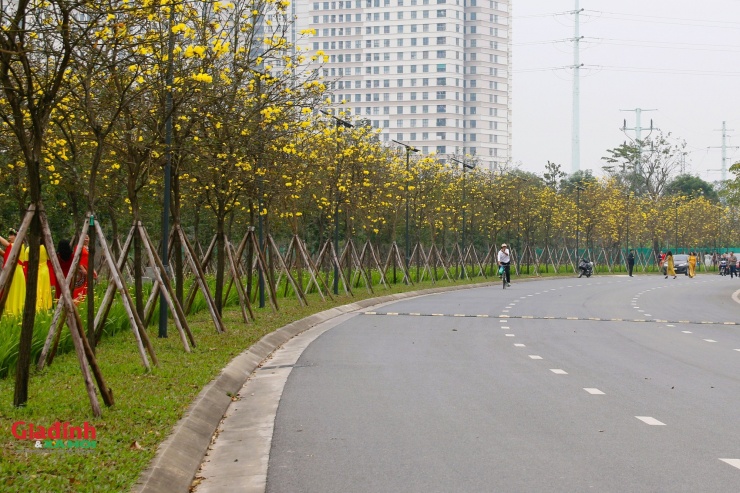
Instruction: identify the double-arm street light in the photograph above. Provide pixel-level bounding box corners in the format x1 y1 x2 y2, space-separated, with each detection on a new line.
449 157 476 278
392 139 419 269
322 110 354 295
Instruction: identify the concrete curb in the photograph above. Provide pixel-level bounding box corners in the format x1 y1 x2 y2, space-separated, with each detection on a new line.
132 281 496 493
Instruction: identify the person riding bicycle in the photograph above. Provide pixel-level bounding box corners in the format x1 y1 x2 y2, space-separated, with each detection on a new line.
498 243 511 287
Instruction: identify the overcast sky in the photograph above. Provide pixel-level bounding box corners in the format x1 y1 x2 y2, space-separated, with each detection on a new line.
511 0 740 182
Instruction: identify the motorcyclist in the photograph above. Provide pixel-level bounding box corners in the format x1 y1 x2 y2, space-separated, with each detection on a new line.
578 258 593 278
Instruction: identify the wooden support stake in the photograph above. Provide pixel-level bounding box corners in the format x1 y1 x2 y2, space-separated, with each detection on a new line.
177 226 226 333
93 220 156 370
137 222 194 350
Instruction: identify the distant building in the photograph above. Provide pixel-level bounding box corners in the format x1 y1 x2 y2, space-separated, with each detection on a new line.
293 0 511 170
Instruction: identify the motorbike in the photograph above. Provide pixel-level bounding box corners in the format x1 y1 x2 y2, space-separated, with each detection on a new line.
578 258 593 278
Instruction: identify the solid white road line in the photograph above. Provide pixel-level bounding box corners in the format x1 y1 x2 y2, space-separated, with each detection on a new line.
635 416 666 426
584 388 605 395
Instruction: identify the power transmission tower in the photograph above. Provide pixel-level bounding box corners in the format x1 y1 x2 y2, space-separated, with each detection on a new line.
571 0 584 173
620 108 657 174
708 121 739 182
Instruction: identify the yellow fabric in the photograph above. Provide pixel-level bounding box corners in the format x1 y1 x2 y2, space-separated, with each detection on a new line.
35 245 53 311
4 243 26 316
688 254 697 278
666 255 676 276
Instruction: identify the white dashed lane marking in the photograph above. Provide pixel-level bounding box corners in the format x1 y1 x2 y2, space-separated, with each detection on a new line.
550 369 568 375
636 416 666 426
528 355 543 360
584 388 605 395
703 339 717 343
514 344 525 347
720 459 740 470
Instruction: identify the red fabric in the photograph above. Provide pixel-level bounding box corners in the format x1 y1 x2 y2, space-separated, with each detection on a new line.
54 253 74 300
71 246 89 300
2 245 10 267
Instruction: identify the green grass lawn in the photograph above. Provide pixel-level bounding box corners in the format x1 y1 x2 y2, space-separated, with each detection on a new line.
0 275 495 492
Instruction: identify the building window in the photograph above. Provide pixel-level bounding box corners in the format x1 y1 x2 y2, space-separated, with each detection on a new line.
437 64 446 72
436 118 446 126
437 104 446 112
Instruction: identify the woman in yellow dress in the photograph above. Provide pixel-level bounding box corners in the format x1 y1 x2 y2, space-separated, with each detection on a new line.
1 229 26 316
664 251 677 279
26 243 53 311
688 252 697 278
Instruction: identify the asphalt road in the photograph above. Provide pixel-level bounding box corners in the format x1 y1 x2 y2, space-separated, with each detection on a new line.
263 275 740 492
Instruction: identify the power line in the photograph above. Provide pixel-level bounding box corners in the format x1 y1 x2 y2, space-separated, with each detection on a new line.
513 65 740 77
583 37 740 53
582 9 740 30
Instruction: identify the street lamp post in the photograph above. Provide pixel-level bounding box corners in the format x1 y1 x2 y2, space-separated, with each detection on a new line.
159 1 177 338
322 110 354 295
576 185 585 264
392 140 419 270
449 157 475 278
674 198 679 253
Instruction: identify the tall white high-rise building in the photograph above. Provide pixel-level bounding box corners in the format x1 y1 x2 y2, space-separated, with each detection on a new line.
294 0 511 170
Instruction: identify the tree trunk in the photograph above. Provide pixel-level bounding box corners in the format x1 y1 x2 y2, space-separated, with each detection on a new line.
215 215 226 315
129 192 144 320
14 210 41 407
172 170 183 304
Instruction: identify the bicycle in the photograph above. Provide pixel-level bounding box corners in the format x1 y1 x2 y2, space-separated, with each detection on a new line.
499 263 510 289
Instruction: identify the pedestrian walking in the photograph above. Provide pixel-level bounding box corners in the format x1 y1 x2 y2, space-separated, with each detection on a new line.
688 251 697 278
627 250 635 277
664 251 676 279
729 252 737 278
